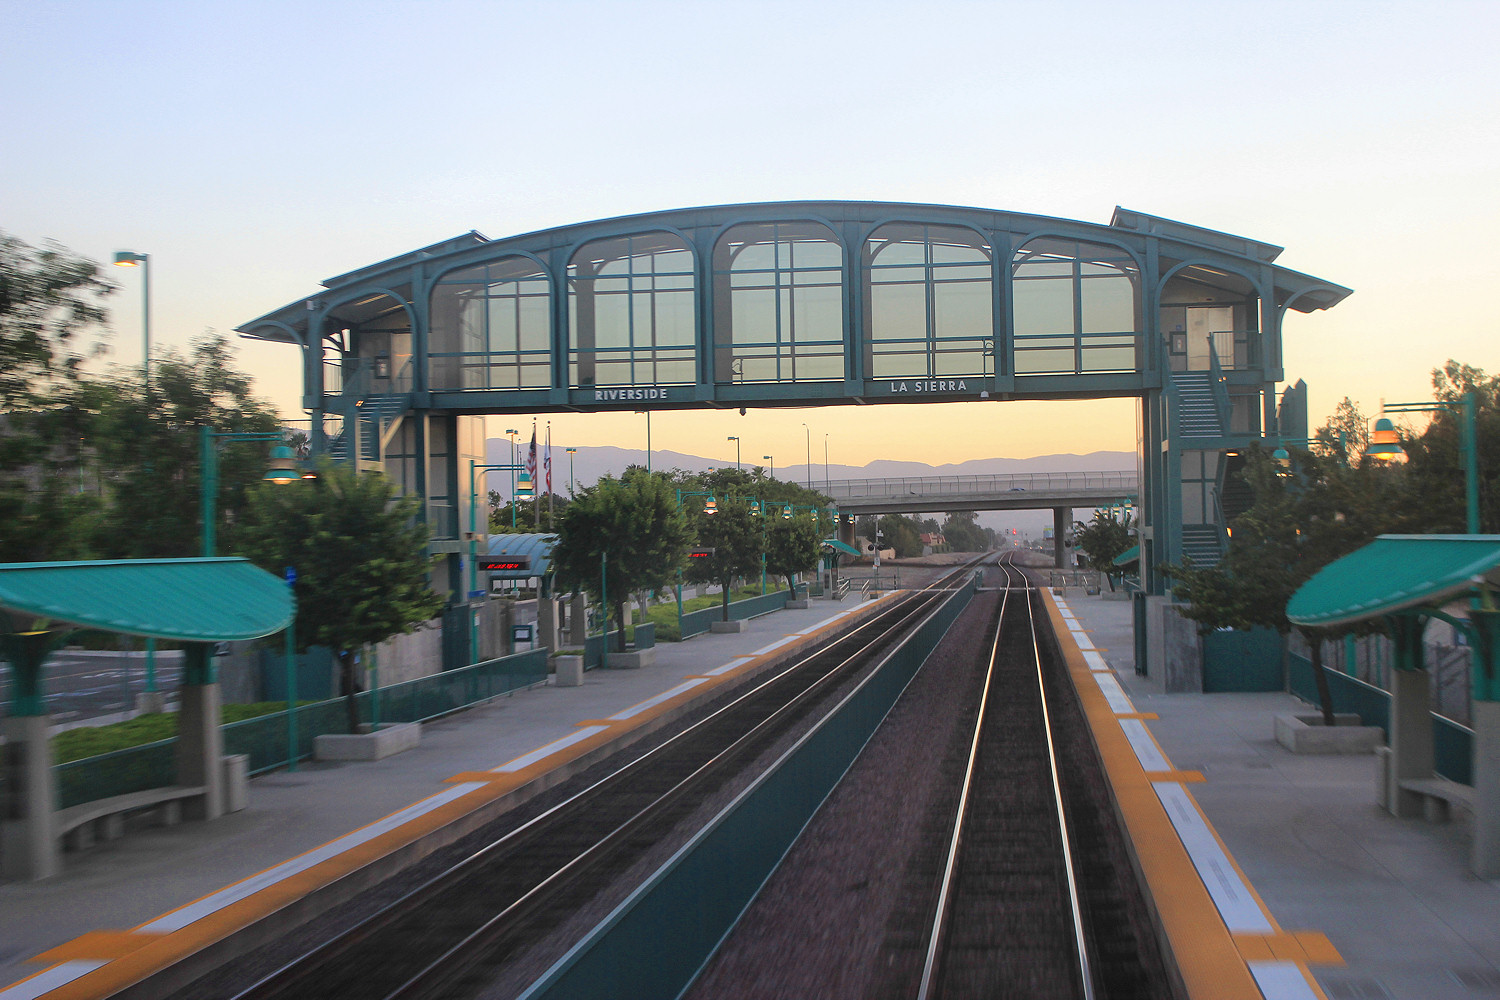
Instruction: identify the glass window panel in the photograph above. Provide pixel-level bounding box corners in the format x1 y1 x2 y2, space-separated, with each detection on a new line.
933 281 991 341
1014 348 1074 374
871 283 924 341
724 240 777 271
1081 276 1137 334
786 237 841 269
935 349 986 376
594 297 631 349
932 264 991 283
1013 278 1074 336
731 289 777 344
868 238 926 266
1080 346 1136 372
1013 259 1074 278
568 231 697 387
654 291 695 347
429 257 552 391
869 265 925 284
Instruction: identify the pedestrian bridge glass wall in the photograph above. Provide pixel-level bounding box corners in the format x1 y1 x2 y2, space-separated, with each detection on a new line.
569 232 696 388
420 220 1164 393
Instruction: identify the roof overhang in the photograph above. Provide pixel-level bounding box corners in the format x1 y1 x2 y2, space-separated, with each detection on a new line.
1287 535 1500 628
822 538 862 557
0 558 293 641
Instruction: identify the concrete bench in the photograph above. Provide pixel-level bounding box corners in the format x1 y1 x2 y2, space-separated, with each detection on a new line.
1399 777 1474 823
56 785 206 851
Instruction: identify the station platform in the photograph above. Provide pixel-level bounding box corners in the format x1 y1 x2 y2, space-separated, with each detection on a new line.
1051 588 1500 1000
0 593 901 1000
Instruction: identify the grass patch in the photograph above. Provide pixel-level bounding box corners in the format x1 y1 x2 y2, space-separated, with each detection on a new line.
642 587 779 642
51 701 311 763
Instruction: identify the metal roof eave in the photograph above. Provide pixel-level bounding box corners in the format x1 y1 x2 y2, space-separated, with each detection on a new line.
0 558 293 641
1286 535 1500 628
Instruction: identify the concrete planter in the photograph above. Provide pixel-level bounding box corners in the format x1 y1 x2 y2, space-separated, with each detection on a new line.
314 722 421 762
607 649 657 669
553 654 584 687
710 620 747 634
1275 713 1384 755
784 599 811 610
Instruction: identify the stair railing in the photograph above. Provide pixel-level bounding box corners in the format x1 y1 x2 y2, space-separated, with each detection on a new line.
1206 338 1232 432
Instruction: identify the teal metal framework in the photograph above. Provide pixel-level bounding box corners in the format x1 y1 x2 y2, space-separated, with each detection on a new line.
237 202 1350 605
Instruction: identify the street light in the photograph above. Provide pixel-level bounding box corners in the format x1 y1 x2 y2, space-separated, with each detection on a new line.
566 447 577 495
764 455 774 480
113 251 150 392
824 433 829 492
1370 392 1480 533
506 428 519 528
728 435 741 471
637 410 652 472
802 422 811 490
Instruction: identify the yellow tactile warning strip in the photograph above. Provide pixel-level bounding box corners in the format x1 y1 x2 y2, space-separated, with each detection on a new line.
3 594 903 1000
1042 591 1340 1000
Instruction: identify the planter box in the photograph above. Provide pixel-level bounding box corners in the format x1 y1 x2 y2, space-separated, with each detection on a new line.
606 649 657 669
710 620 747 634
314 722 421 761
554 655 584 687
1275 713 1384 755
784 599 811 610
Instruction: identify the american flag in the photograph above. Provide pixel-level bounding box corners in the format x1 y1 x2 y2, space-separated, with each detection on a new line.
526 426 537 482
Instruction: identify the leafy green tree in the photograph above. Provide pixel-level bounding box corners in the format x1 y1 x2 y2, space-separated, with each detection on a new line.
1072 508 1134 590
0 234 113 562
685 495 763 620
764 514 820 593
941 510 988 552
90 335 282 558
1399 360 1500 533
552 471 691 650
236 461 444 731
1168 447 1403 723
489 491 570 533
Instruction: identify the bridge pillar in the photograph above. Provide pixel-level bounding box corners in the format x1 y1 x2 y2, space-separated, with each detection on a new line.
1053 507 1072 569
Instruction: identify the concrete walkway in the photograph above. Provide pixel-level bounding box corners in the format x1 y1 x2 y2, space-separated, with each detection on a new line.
1063 589 1500 1000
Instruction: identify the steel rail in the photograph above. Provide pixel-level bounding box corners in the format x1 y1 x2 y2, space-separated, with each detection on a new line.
916 553 1096 999
232 556 987 1000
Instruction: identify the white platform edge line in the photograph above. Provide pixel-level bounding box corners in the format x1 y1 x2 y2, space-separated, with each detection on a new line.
494 725 613 772
1154 782 1274 934
0 960 109 1000
607 679 710 720
1247 961 1321 1000
139 780 489 933
1118 718 1170 772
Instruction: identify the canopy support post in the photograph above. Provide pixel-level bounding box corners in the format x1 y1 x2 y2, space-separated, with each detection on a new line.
1470 610 1500 876
176 643 225 821
1387 614 1434 819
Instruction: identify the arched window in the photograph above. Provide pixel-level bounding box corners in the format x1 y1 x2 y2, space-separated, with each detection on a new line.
713 221 844 383
429 257 551 389
864 223 992 379
569 232 695 387
1011 238 1140 374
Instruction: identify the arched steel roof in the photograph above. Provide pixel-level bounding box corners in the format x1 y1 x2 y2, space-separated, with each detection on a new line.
484 533 559 580
238 201 1350 344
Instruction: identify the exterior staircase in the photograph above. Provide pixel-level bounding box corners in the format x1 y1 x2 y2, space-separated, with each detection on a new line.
1181 524 1224 568
1172 372 1224 439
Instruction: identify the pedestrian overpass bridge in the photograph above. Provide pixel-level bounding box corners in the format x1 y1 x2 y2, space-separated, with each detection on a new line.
821 471 1136 515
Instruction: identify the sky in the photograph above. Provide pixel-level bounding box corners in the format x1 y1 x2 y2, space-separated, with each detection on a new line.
4 0 1497 470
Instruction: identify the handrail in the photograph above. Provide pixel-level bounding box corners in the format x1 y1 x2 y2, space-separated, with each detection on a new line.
821 470 1137 500
1206 338 1232 430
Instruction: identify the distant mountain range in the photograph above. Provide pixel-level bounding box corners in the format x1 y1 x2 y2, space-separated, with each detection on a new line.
483 440 1135 535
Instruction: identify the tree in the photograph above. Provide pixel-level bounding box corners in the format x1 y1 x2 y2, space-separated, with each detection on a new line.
1072 508 1134 590
552 471 691 650
1400 360 1500 533
90 335 282 558
1168 446 1403 724
685 495 763 620
0 234 113 563
0 231 113 411
764 515 820 593
941 510 987 552
236 462 444 732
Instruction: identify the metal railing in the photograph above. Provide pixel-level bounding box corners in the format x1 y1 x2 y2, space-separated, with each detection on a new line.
822 471 1137 502
50 648 549 808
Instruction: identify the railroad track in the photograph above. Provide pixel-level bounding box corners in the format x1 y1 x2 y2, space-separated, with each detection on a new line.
229 558 988 1000
913 554 1167 999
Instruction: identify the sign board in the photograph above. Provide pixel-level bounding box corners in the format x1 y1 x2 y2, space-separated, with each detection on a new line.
479 554 532 572
688 547 716 561
512 624 534 643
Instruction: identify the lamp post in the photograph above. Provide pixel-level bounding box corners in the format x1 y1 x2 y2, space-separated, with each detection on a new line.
824 433 829 492
802 422 811 490
639 411 652 472
764 455 773 480
1375 392 1480 533
728 436 740 471
506 428 519 528
566 447 577 495
112 251 150 392
200 426 299 766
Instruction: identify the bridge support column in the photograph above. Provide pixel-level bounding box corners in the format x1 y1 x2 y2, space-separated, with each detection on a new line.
1053 507 1072 569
